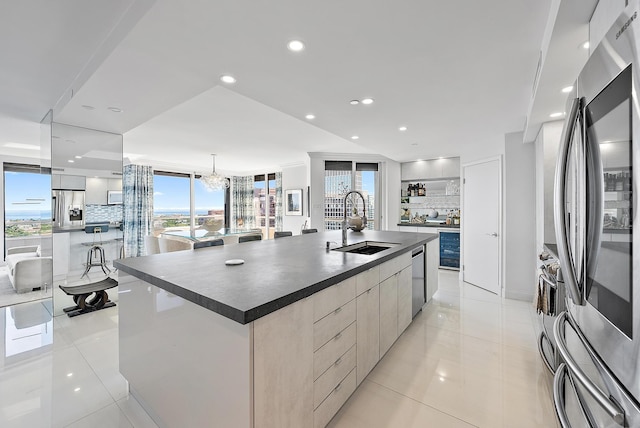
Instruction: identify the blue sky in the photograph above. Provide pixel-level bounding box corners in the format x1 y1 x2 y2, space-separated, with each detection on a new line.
2 170 374 213
153 175 225 211
4 171 51 212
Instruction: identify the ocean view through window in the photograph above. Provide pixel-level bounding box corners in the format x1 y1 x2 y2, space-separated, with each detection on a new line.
4 164 52 244
153 171 226 236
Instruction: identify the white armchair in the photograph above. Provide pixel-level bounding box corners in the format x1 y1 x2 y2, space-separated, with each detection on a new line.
6 245 53 293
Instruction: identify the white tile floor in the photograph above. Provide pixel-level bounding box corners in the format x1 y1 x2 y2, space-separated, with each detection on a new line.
0 270 557 427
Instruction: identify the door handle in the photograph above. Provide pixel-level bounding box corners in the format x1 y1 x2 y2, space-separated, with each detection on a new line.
554 312 624 425
554 96 585 305
485 232 498 237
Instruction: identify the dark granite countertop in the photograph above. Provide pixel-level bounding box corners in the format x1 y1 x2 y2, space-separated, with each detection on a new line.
397 223 460 229
54 222 122 233
114 230 437 325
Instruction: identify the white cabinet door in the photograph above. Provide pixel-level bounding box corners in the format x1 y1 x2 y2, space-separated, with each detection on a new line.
379 275 398 357
356 284 379 385
85 177 108 205
108 178 122 191
51 174 61 189
441 157 460 178
60 174 86 190
426 238 439 302
397 266 412 335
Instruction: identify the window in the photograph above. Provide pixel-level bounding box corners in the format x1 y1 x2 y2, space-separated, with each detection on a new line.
4 163 52 252
194 175 226 231
254 173 276 239
324 161 378 230
153 171 229 235
153 172 191 232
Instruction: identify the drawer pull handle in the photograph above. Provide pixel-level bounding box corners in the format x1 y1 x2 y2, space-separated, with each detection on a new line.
334 307 342 315
334 332 342 341
334 357 342 366
334 382 342 392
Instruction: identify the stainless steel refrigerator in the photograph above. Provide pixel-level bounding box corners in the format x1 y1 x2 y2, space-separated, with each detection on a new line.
553 1 640 425
52 190 85 228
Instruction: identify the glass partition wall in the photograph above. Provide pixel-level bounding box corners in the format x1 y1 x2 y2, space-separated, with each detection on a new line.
50 123 123 316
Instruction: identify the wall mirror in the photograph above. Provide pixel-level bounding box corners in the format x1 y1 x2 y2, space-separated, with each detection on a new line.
51 123 123 316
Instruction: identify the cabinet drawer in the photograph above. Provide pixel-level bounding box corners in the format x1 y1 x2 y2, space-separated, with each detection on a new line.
314 277 356 322
355 266 379 296
314 344 356 409
313 368 357 428
314 322 356 380
379 252 411 281
314 299 356 351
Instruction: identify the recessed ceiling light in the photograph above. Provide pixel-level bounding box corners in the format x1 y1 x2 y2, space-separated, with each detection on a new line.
350 100 360 105
305 114 315 120
287 40 305 52
582 41 590 50
351 135 359 140
398 126 407 132
75 155 82 159
361 98 374 105
107 107 123 113
68 160 74 163
4 142 39 150
74 387 81 392
561 86 574 93
550 112 564 118
220 75 236 84
81 105 95 110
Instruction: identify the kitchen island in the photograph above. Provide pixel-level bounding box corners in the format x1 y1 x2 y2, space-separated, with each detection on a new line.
114 230 437 428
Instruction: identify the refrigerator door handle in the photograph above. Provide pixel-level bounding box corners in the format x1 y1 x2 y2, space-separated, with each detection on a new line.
554 97 585 305
554 312 625 425
584 122 604 286
554 363 600 428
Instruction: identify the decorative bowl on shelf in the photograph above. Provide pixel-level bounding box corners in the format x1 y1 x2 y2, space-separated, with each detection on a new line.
428 209 439 218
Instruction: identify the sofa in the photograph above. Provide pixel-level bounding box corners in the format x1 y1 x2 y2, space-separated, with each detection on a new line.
5 245 53 293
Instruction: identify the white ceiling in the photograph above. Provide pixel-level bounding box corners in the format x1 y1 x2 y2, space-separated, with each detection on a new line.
0 0 599 174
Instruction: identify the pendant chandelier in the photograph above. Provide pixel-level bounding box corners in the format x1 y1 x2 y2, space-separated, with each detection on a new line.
200 154 229 190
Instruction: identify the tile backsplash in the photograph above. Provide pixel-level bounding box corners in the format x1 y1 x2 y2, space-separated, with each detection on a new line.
85 204 123 223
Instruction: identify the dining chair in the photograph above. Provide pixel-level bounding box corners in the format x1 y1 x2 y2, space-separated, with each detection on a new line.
301 228 318 234
158 236 193 252
193 239 224 249
238 234 262 243
274 231 293 239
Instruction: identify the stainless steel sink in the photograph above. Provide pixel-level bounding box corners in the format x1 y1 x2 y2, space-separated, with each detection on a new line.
332 241 399 255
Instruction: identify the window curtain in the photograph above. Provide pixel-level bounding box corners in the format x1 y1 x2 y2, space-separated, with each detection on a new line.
275 172 283 231
123 164 154 257
232 176 255 228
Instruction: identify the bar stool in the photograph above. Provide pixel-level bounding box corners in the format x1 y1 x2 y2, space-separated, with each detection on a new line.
274 231 293 239
81 224 111 278
301 228 318 234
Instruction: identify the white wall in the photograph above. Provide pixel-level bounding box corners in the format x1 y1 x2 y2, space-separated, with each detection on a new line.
535 121 563 253
504 132 537 301
281 162 309 233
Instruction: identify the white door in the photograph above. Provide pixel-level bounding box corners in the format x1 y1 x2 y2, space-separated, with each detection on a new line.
462 157 501 294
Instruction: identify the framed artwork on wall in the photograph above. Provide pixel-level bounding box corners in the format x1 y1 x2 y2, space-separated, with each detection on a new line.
285 189 303 216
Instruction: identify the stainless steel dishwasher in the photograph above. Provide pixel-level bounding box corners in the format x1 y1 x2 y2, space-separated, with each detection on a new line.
411 245 426 318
